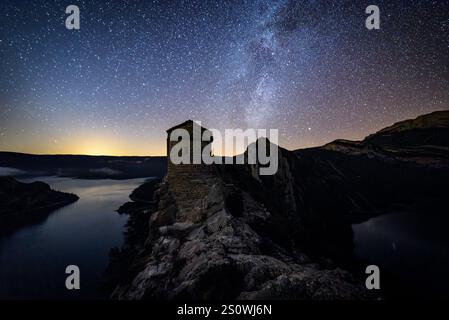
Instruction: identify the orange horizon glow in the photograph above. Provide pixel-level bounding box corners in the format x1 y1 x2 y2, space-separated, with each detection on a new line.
0 138 335 157
0 128 372 157
0 118 394 157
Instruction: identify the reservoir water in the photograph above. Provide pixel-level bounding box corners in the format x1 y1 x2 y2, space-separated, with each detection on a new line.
0 177 147 299
1 176 448 299
353 211 449 298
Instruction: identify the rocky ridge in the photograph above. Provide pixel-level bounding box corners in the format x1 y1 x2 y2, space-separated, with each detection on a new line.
110 164 368 300
108 110 449 300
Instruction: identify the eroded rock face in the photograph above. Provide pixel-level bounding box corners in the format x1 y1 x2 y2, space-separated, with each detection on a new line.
109 111 449 300
111 171 368 300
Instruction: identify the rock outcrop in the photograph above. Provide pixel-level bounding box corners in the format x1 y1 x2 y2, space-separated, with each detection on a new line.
111 170 368 300
109 142 374 300
108 110 449 300
0 177 79 234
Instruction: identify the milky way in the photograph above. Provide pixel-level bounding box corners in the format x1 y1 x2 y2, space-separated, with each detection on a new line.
0 0 448 155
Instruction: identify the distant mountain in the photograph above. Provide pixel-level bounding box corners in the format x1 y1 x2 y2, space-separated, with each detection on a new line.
0 177 79 234
368 110 449 138
0 152 166 179
319 110 449 167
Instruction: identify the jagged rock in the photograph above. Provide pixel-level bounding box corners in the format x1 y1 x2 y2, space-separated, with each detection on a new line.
109 111 449 300
110 174 368 300
159 222 198 238
238 268 366 300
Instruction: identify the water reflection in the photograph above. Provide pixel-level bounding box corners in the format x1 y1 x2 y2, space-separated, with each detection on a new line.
353 211 449 298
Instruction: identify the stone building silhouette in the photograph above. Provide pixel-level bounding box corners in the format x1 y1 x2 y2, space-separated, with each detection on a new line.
166 120 216 221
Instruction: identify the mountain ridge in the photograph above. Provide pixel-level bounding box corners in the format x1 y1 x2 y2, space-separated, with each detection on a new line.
309 110 449 168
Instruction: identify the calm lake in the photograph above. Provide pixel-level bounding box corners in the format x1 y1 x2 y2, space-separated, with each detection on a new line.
0 177 147 299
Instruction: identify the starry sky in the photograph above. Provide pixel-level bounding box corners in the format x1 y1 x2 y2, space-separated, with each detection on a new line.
0 0 448 156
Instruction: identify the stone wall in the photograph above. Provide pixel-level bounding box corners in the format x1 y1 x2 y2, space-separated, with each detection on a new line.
167 163 217 222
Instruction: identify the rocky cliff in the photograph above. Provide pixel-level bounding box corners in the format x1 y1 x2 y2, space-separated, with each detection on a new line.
109 163 368 300
108 110 449 300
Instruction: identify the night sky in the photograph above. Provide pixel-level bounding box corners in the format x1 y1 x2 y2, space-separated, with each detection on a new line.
0 0 448 156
